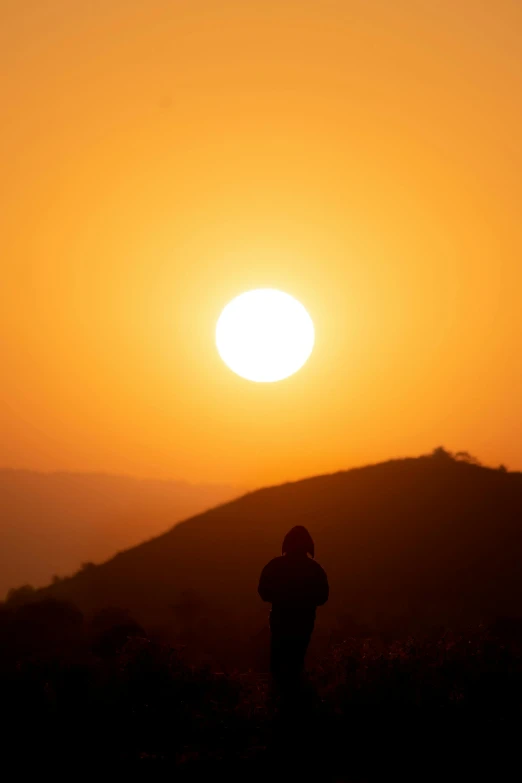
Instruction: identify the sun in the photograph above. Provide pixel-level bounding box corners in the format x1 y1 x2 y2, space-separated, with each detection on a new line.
215 289 315 383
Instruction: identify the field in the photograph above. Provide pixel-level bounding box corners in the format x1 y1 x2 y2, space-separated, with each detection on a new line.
1 599 520 779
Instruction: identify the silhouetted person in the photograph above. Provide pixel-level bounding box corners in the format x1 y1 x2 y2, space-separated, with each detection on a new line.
258 526 329 689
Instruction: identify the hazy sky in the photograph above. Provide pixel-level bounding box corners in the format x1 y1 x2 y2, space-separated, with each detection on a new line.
2 0 522 485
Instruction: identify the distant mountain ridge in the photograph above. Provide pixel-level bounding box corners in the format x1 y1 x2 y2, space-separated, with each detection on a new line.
0 470 241 598
39 452 522 636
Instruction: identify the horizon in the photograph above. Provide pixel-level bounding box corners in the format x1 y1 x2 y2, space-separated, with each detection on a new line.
1 446 513 599
0 445 515 486
18 446 522 593
0 464 246 489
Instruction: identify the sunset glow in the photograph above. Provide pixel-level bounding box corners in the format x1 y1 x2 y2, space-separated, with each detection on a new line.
2 1 522 485
2 4 521 768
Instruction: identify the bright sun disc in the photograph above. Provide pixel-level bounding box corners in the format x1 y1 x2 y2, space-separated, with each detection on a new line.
216 289 315 382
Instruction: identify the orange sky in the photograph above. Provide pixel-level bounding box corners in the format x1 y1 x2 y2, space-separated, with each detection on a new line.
2 0 522 486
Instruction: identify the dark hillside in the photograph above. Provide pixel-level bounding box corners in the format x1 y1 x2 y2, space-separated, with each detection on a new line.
0 470 239 597
42 453 522 640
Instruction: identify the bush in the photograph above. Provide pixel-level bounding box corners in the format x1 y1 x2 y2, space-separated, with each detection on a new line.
1 605 521 778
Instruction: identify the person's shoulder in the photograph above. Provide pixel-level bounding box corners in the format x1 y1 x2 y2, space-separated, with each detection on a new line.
262 556 285 571
309 558 327 575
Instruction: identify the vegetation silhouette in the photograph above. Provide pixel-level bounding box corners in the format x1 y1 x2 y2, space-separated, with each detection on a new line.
0 596 521 778
2 450 522 776
259 526 328 688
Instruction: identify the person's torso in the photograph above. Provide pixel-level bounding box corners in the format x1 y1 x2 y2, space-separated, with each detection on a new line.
267 555 323 608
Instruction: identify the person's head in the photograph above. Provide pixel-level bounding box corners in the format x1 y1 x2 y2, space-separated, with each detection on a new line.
282 526 314 558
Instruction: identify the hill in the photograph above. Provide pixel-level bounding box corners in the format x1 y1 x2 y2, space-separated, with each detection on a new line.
0 470 240 598
41 452 522 641
4 450 522 777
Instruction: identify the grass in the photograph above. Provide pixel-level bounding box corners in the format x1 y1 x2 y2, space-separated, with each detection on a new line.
1 609 521 779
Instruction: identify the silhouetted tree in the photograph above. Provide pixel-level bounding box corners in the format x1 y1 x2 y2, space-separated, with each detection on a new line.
171 589 207 643
430 446 454 461
10 598 83 657
91 606 135 631
91 606 146 657
455 451 482 465
5 584 36 607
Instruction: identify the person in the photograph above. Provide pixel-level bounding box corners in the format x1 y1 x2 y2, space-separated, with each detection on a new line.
258 526 329 688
